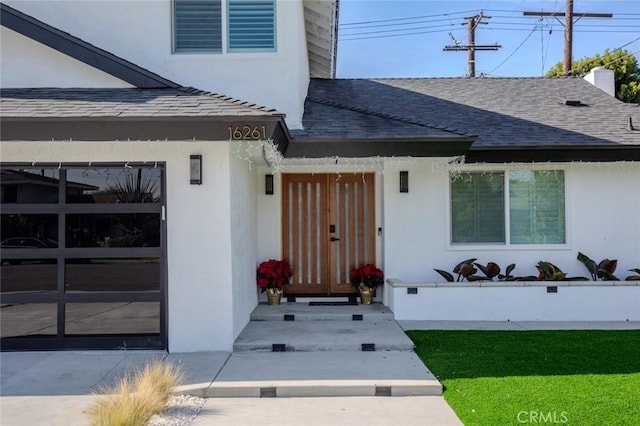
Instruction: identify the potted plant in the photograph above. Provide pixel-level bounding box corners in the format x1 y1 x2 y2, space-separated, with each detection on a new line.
257 259 293 305
350 264 384 304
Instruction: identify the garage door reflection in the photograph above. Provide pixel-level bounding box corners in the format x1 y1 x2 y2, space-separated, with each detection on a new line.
1 260 57 293
65 258 160 292
64 302 160 335
1 303 57 338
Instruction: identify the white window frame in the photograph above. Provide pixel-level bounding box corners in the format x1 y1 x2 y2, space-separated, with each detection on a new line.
446 165 571 251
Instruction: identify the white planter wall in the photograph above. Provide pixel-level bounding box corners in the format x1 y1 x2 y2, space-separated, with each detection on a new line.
387 279 640 322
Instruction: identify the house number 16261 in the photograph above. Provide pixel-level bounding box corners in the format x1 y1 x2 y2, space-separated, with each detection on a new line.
228 125 267 140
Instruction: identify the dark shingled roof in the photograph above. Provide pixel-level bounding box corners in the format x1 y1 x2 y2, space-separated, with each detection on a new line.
294 77 640 147
0 87 282 118
0 88 291 153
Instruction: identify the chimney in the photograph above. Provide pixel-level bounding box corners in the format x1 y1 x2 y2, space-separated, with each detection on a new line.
584 66 615 97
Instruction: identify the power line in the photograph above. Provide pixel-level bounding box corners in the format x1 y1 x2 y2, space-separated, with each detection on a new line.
612 36 640 52
341 23 453 37
486 8 639 16
488 25 539 74
341 28 450 42
340 17 462 31
341 16 640 32
340 10 478 26
340 27 637 42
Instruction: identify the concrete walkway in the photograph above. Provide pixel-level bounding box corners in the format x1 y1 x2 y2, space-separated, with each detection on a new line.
4 312 636 425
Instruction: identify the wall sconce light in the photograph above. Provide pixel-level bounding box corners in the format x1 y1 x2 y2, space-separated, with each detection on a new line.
265 174 274 195
190 155 202 185
399 171 409 193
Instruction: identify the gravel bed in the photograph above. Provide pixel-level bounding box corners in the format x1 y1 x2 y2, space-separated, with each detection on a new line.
148 395 207 426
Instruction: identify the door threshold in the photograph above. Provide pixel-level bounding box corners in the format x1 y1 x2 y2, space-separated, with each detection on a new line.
308 301 358 306
287 295 358 304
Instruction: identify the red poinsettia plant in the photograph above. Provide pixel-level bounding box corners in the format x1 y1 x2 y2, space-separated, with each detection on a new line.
350 264 384 289
257 259 293 292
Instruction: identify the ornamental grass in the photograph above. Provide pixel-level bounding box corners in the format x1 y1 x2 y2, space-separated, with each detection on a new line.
86 360 184 426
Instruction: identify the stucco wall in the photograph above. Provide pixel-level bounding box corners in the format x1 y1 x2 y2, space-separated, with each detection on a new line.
230 153 259 339
0 140 237 352
3 0 310 128
383 159 640 283
0 27 134 88
256 165 282 264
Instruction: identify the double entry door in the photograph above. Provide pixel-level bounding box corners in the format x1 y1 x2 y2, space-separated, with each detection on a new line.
282 173 376 295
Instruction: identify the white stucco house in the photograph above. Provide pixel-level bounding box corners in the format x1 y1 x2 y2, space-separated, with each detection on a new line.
1 1 639 352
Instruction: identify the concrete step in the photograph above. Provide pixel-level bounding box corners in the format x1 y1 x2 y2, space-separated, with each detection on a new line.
251 302 394 322
233 319 415 352
174 351 442 398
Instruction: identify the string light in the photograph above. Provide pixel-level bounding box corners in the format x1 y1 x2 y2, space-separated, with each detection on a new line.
3 139 636 177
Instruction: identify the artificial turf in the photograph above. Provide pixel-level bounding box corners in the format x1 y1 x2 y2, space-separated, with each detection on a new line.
406 330 640 426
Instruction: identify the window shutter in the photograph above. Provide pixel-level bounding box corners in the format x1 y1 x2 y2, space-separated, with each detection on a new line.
451 173 505 243
174 0 222 53
509 170 565 244
228 0 276 52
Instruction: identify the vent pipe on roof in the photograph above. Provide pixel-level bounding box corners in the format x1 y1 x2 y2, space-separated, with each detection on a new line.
583 66 615 97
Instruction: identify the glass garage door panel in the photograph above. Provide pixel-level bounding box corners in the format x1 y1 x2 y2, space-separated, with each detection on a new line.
1 260 57 293
66 168 162 204
64 302 160 335
1 303 57 338
0 165 166 350
0 168 60 204
65 258 161 292
1 214 58 248
66 214 161 248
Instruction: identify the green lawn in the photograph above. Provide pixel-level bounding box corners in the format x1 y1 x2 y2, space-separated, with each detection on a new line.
406 330 640 426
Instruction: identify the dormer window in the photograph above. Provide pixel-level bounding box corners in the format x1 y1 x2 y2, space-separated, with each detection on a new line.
173 0 276 54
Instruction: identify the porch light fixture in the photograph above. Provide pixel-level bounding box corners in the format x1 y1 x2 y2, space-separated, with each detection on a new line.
190 155 202 185
265 174 274 195
399 171 409 193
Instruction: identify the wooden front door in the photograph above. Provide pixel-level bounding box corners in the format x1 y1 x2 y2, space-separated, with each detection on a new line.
282 173 376 295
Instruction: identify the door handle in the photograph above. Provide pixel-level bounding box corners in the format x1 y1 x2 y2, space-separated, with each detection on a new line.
330 237 340 242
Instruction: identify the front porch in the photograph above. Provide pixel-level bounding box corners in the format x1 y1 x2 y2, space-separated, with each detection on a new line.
215 301 441 397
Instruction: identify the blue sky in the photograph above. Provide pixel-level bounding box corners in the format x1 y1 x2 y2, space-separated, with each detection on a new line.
336 0 640 78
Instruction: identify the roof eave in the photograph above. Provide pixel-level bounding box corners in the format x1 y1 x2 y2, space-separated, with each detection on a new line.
467 145 640 163
285 136 477 158
0 115 292 154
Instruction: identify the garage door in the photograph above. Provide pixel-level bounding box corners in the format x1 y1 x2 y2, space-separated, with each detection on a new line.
1 165 166 350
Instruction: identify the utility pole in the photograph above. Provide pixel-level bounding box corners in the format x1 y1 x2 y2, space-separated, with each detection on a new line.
524 0 611 75
443 11 501 77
